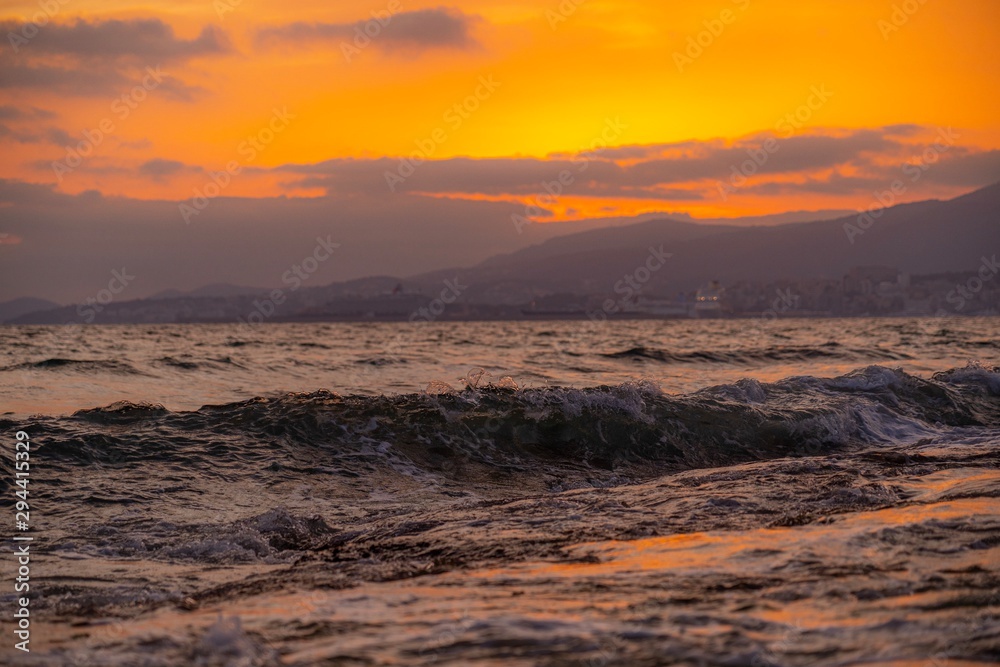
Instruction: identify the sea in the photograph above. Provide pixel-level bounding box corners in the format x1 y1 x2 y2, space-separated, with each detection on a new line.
1 317 998 666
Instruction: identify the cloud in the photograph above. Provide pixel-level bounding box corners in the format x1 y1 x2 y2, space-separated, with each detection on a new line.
138 158 201 179
731 150 1000 198
0 123 70 144
882 124 924 137
257 8 480 53
619 130 895 187
0 19 227 100
272 127 999 205
44 127 74 145
1 19 231 61
0 179 78 206
0 63 204 101
909 149 1000 187
0 105 56 120
0 124 31 143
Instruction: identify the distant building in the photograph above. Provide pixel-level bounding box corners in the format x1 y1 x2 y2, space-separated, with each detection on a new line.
844 266 900 295
694 280 726 318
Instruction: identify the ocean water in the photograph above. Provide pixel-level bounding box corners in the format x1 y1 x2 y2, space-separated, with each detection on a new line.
1 317 998 666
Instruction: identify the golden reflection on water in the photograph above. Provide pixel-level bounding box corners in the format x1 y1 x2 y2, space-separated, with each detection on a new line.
472 496 996 581
19 490 994 658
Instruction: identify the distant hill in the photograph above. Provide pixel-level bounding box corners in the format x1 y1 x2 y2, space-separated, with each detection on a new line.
688 209 856 227
410 182 1000 303
0 297 60 323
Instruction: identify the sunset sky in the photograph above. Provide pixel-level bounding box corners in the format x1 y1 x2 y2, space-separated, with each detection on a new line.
1 0 999 300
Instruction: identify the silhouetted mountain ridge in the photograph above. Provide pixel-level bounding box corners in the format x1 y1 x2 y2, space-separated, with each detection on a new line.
409 182 1000 302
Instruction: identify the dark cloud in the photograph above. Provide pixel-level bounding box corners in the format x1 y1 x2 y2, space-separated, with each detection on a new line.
882 124 924 137
270 128 1000 209
0 124 36 143
0 178 79 206
0 123 69 144
1 19 231 61
0 64 130 93
45 127 74 145
138 158 201 179
281 156 616 197
910 150 1000 187
579 140 714 161
0 105 56 120
736 150 1000 197
621 130 895 187
0 63 204 100
0 19 226 100
741 174 884 197
257 8 479 52
277 129 910 200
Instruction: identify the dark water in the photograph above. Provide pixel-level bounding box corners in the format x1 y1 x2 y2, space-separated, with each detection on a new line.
0 318 998 665
2 317 999 416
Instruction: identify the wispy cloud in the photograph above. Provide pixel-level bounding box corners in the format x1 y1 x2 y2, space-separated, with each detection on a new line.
138 158 202 180
0 18 231 61
0 19 229 100
0 105 56 120
256 8 480 53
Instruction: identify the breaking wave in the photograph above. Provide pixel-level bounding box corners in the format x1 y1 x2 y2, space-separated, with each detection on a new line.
600 344 914 364
14 364 998 479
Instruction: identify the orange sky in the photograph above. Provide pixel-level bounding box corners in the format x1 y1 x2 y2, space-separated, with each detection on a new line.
1 0 999 220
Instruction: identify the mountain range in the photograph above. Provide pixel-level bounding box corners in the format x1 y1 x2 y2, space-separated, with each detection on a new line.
4 183 998 323
409 182 1000 303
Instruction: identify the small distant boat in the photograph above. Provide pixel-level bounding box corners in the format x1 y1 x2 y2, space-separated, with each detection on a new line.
694 281 725 318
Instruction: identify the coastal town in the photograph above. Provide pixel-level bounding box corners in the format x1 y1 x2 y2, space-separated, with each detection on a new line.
6 262 998 325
